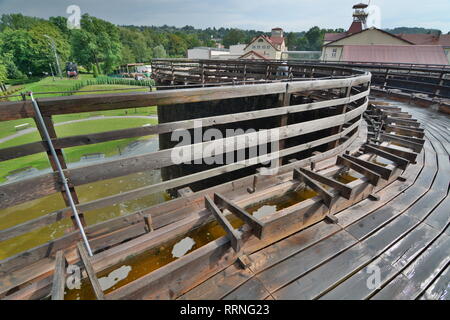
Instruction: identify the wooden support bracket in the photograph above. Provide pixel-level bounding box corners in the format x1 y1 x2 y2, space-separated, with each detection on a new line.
214 193 265 239
293 169 334 208
380 133 424 153
325 214 339 224
237 255 252 269
299 167 353 200
336 155 381 186
367 143 418 164
364 145 409 170
77 243 105 300
205 196 242 253
381 132 425 145
342 154 393 181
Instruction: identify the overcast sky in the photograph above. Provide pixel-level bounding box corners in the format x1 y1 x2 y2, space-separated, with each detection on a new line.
0 0 449 33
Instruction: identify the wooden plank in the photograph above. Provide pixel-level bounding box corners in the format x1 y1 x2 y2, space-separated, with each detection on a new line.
380 132 425 145
77 242 105 300
336 155 381 186
222 277 271 300
214 193 264 239
256 230 357 294
205 196 242 252
50 251 67 300
178 263 253 300
342 154 393 180
299 167 353 199
372 235 450 300
364 145 409 170
367 143 419 164
380 133 423 153
384 125 425 138
293 169 334 207
321 223 440 300
272 242 374 300
420 265 450 300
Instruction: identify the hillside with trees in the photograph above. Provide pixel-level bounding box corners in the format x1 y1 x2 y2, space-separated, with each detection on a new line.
0 13 446 85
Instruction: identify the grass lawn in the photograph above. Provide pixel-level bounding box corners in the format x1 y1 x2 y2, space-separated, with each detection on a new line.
0 117 158 183
0 83 157 138
8 74 94 101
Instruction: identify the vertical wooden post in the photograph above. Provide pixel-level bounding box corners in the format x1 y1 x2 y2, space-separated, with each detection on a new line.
200 62 205 87
34 114 86 228
383 68 390 90
434 71 444 98
276 88 291 167
329 83 353 149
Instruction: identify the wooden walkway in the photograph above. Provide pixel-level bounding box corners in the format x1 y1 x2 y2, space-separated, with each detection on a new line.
179 101 450 300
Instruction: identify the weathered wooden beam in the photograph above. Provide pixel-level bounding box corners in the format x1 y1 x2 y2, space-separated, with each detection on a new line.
77 243 105 300
298 168 353 200
380 132 425 145
336 155 381 186
384 125 425 138
51 251 67 300
367 143 419 164
384 117 421 127
293 169 334 207
379 133 424 153
214 193 264 239
342 154 393 181
363 144 409 170
205 196 242 252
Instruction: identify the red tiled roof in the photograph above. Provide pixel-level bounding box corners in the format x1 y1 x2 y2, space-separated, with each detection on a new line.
348 21 363 34
239 50 269 60
398 34 450 47
342 45 449 65
245 34 283 51
324 32 348 42
269 36 284 46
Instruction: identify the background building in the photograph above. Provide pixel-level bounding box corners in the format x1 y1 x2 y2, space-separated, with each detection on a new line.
241 28 287 60
322 3 449 65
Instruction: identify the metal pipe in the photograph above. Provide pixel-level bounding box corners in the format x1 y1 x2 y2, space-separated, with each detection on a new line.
29 92 94 257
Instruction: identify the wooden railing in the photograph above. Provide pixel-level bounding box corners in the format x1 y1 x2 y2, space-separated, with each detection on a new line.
0 62 371 275
151 59 450 100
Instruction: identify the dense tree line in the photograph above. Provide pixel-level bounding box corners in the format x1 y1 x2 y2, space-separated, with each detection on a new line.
0 13 446 83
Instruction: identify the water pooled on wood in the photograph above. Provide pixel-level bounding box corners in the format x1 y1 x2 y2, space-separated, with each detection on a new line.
65 214 244 300
245 187 319 217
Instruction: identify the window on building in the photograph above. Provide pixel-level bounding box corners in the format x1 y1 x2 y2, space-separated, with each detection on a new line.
332 48 337 58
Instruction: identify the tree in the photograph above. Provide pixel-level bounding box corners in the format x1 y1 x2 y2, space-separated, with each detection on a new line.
121 45 136 64
153 45 167 58
223 29 247 48
0 13 43 31
70 14 122 74
29 22 70 75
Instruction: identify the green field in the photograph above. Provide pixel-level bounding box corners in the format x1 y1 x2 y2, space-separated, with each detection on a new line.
0 118 158 183
0 81 159 183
